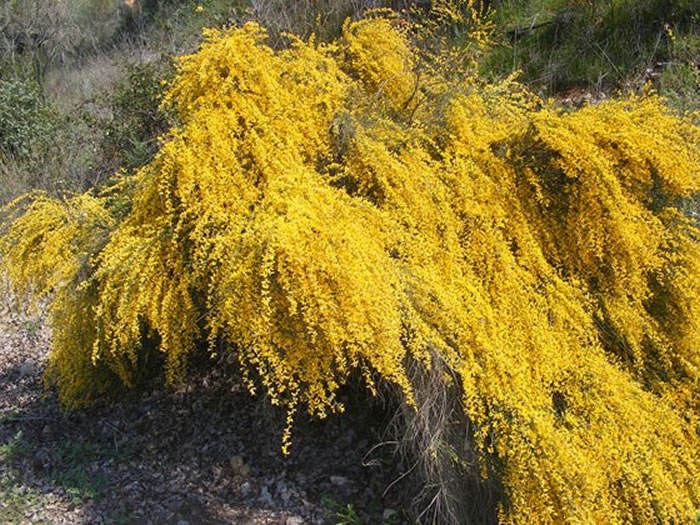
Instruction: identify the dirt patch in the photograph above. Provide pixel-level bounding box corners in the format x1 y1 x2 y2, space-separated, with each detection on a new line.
0 283 410 524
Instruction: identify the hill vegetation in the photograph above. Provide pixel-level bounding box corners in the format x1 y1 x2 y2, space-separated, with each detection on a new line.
484 0 699 105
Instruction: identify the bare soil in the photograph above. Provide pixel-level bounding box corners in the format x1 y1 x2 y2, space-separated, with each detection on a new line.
0 284 409 524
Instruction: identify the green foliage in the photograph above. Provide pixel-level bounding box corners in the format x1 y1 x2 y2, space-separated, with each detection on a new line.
118 0 247 48
0 80 56 158
246 0 422 43
0 431 27 464
0 472 51 525
48 440 108 504
321 495 364 525
659 31 700 113
0 431 49 524
0 425 137 513
102 62 174 172
0 91 101 204
483 0 700 93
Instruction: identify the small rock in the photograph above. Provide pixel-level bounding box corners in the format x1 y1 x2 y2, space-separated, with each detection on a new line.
330 475 350 487
383 508 398 521
286 517 304 525
260 485 273 505
230 455 250 476
230 455 244 470
240 481 252 497
19 360 35 377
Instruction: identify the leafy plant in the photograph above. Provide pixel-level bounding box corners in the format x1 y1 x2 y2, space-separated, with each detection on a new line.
0 0 123 83
101 61 174 172
483 0 700 94
0 471 51 525
658 30 700 113
321 495 363 525
0 80 56 158
48 440 107 504
0 431 27 463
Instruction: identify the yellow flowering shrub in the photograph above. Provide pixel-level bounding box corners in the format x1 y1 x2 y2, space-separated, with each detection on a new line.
1 14 699 524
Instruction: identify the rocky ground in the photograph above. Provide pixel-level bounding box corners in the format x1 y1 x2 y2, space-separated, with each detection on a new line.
0 283 410 524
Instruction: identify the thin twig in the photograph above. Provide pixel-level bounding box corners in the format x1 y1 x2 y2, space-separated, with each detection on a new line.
361 439 399 467
382 459 418 497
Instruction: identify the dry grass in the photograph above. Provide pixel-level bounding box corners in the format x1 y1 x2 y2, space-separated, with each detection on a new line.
0 0 124 81
382 356 500 525
248 0 424 43
44 54 125 113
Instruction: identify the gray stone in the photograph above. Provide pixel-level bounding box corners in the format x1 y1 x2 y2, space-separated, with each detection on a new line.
19 360 35 377
383 508 398 521
240 481 252 497
230 455 250 476
230 455 244 470
259 485 273 505
329 475 350 487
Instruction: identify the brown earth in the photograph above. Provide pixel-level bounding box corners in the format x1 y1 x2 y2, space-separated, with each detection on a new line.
0 282 409 524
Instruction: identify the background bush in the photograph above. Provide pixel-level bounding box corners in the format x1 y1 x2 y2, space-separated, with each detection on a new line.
247 0 426 42
0 0 123 83
101 61 174 173
483 0 700 99
0 79 56 158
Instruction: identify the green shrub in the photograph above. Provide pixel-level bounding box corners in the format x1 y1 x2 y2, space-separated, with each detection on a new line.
0 80 56 158
247 0 424 43
0 59 172 205
101 62 174 172
483 0 700 93
658 31 700 113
